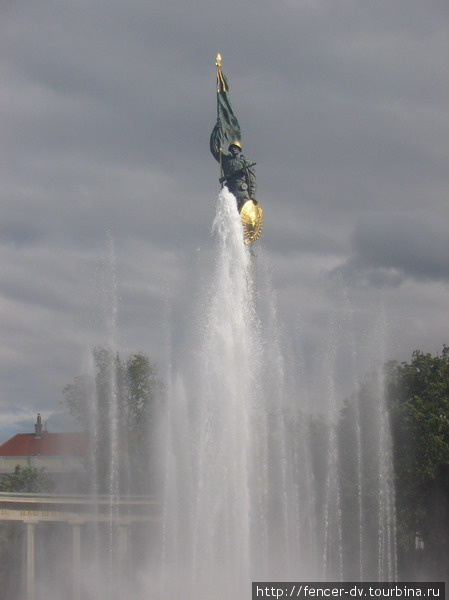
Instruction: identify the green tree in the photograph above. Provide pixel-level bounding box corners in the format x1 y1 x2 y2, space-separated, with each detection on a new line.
386 346 449 579
63 347 163 494
125 353 162 487
335 347 449 581
0 465 53 493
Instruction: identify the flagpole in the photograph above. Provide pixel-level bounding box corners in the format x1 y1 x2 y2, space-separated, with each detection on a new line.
215 53 224 185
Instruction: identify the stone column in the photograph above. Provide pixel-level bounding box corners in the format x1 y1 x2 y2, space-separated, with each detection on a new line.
25 522 35 600
117 523 130 596
72 523 82 600
117 523 129 559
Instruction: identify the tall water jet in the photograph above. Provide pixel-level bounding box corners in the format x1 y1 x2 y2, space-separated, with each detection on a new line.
79 233 124 599
335 302 398 582
162 189 257 597
160 188 315 598
372 310 398 582
321 332 344 581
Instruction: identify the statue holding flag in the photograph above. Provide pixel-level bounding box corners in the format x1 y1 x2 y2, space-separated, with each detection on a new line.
210 54 263 245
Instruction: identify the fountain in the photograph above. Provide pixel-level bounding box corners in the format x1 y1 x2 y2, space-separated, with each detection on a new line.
0 189 397 600
154 188 397 598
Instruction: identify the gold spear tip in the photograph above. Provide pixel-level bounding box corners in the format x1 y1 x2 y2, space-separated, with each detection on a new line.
215 53 222 67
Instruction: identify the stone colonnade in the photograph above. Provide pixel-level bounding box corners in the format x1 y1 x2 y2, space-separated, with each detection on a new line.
23 518 131 600
0 494 158 600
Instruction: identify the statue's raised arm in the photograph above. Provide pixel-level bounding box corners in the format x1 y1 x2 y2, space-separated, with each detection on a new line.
210 54 263 244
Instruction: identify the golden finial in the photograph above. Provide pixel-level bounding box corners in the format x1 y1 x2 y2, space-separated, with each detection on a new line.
215 53 226 92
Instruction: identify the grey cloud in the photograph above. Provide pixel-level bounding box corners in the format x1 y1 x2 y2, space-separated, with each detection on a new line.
1 0 448 437
333 213 449 287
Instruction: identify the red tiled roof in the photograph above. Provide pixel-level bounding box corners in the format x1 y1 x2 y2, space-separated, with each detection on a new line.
0 432 86 457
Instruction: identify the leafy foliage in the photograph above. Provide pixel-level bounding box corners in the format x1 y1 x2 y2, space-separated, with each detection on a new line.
63 347 163 494
387 347 449 482
0 465 53 493
386 346 449 577
335 346 449 580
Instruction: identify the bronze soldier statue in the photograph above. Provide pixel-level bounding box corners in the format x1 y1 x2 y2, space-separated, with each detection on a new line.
210 135 257 212
210 54 263 244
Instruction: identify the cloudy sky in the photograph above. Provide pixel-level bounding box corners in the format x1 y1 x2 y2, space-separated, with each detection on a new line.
1 0 448 441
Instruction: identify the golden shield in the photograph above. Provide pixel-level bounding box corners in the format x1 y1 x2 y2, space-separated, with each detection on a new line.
240 199 263 245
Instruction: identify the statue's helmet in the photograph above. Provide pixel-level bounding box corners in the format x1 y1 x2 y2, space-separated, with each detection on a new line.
229 140 242 151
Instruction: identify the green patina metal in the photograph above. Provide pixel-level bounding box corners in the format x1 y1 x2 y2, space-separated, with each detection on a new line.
210 54 257 212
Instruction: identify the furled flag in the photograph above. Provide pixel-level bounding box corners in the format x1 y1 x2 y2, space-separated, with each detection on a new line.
210 53 242 153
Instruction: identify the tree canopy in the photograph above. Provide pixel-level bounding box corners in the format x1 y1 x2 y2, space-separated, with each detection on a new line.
334 345 449 581
386 346 449 579
0 465 53 493
63 347 163 494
